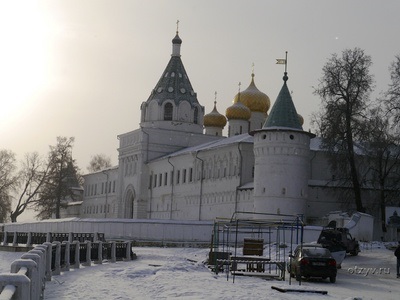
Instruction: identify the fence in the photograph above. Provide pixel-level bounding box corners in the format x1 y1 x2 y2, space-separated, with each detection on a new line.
0 231 105 247
0 233 134 300
2 218 214 247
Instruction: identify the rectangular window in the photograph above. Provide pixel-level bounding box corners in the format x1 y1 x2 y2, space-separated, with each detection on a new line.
177 170 180 184
164 172 168 185
159 173 162 186
113 181 116 193
170 171 174 185
101 182 104 194
189 168 193 182
183 169 187 183
154 174 157 187
149 175 152 188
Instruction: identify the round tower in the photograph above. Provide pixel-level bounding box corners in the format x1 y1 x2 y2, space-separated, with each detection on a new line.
251 72 315 218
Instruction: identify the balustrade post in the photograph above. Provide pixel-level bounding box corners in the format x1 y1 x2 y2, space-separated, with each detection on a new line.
20 253 41 299
12 231 18 246
52 242 61 275
11 258 39 300
124 241 132 261
63 241 70 271
72 241 80 269
29 248 46 294
2 231 7 245
27 232 32 247
46 232 51 243
42 242 53 281
68 232 73 243
111 241 116 263
94 241 103 264
82 241 91 267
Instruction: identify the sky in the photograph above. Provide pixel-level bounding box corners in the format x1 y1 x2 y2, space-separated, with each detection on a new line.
1 0 399 174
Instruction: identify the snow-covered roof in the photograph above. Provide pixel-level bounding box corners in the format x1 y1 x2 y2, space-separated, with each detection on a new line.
152 133 253 161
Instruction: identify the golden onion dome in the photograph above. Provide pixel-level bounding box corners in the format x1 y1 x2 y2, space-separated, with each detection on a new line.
298 113 304 126
204 101 227 128
226 95 251 120
233 73 270 113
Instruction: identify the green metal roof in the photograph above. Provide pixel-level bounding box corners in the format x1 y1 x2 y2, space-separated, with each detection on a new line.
263 73 303 130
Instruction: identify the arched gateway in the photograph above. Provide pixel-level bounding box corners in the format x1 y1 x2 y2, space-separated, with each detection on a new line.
124 186 135 219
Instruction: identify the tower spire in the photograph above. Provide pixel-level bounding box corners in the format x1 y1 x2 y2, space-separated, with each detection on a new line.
237 82 242 102
172 20 182 57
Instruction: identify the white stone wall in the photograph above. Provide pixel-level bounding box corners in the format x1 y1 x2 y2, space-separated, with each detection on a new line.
249 111 267 132
81 167 119 219
228 119 249 137
147 141 255 221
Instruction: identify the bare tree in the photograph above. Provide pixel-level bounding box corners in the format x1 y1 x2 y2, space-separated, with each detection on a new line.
313 48 374 213
10 152 50 222
384 54 400 124
87 154 112 173
364 108 400 231
0 150 19 222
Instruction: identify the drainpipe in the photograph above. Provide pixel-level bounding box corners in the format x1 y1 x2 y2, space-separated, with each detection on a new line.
140 126 150 163
167 157 175 220
141 126 150 218
148 171 153 219
101 170 109 218
195 151 204 221
235 142 243 213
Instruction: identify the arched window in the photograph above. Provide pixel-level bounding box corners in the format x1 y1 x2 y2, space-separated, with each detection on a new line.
194 107 199 124
164 103 173 120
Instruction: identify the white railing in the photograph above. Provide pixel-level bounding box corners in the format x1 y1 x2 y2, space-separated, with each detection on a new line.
0 238 133 300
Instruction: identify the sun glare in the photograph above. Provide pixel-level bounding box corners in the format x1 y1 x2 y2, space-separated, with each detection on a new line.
0 2 53 127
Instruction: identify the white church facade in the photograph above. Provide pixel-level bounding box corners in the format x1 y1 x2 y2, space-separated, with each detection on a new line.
66 30 384 235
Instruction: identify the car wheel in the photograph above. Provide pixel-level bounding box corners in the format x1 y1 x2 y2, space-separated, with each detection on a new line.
351 247 360 256
330 276 336 283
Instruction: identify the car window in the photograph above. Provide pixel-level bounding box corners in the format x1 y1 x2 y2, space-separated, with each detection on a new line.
303 248 330 257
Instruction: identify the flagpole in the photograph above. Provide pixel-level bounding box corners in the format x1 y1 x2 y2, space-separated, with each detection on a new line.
285 51 288 74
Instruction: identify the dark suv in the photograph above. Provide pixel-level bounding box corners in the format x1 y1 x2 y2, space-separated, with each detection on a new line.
288 244 337 283
318 228 360 256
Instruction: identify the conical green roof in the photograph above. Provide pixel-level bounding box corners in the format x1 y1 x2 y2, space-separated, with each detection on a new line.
263 73 302 130
146 33 199 108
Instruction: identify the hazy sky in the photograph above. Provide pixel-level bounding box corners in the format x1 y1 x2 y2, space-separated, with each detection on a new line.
1 0 399 173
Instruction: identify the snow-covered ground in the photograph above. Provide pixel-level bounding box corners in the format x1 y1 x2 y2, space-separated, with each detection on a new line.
1 242 400 299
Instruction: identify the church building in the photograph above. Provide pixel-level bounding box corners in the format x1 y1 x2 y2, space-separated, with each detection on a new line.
68 29 382 232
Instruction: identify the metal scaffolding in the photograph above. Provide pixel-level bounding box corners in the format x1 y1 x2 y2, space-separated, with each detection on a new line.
209 211 304 283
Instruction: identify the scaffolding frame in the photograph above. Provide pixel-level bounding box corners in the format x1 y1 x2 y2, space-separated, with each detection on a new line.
209 211 304 283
